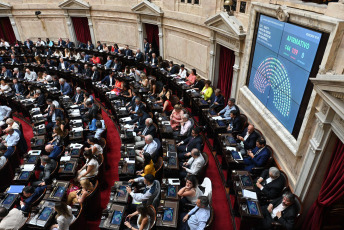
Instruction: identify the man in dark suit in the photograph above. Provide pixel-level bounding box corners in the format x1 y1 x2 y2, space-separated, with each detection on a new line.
209 89 225 113
12 78 25 95
45 104 64 131
131 110 150 133
12 68 24 80
96 41 102 51
45 144 62 160
135 118 157 147
227 110 243 136
43 48 52 56
91 66 100 81
81 52 90 62
143 38 150 56
112 58 121 72
59 78 72 95
32 155 57 187
124 45 133 57
72 87 84 105
135 49 144 62
1 66 12 79
256 167 285 200
83 100 100 122
19 186 47 213
58 58 69 70
129 98 146 117
87 40 94 50
243 137 270 172
150 53 158 67
9 54 19 65
24 39 33 49
237 124 260 155
260 192 298 230
177 127 203 160
57 38 66 47
35 90 45 107
32 47 41 57
168 61 179 74
82 64 92 77
101 71 116 87
44 58 55 68
65 39 74 48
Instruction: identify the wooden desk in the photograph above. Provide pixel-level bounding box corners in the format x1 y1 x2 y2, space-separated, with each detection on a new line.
109 181 130 204
99 203 127 230
58 159 78 180
27 200 56 229
30 135 46 150
156 200 179 229
161 184 180 201
43 180 70 202
13 170 34 185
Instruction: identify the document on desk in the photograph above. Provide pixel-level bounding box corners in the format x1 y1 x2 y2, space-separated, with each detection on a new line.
170 74 177 78
243 189 257 200
226 147 237 151
28 150 41 155
212 116 223 120
162 121 170 125
121 117 132 122
119 107 127 111
60 156 71 162
125 158 135 164
186 89 196 93
176 81 186 85
124 124 134 129
70 143 83 149
72 127 84 132
22 164 35 171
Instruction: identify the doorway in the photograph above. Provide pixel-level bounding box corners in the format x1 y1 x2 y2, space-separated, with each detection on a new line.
0 17 16 43
71 17 92 45
144 23 159 56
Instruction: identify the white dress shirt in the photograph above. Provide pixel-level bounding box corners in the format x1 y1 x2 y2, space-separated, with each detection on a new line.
24 71 38 81
178 69 187 79
5 131 20 147
0 106 11 121
143 140 158 155
186 154 205 175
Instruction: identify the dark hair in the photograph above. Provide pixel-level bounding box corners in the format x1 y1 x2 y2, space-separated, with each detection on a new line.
205 80 211 86
230 110 238 116
0 144 7 152
0 207 8 218
192 69 197 75
23 186 35 194
144 174 155 184
161 95 168 101
283 192 295 204
193 127 201 135
185 175 198 188
88 137 98 144
137 204 149 218
55 202 72 218
163 85 169 91
181 64 185 68
96 120 102 128
198 196 209 207
83 149 95 160
143 153 152 167
46 99 52 103
257 137 266 146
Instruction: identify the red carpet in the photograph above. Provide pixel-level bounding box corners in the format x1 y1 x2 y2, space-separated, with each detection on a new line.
87 109 121 230
203 143 233 230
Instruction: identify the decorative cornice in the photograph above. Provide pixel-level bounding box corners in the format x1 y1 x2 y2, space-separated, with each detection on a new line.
58 0 90 10
0 2 11 10
131 0 163 17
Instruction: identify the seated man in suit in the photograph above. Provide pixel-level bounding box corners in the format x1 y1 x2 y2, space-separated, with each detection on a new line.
58 57 69 70
24 39 33 49
127 174 159 207
124 45 133 57
57 38 66 47
72 87 84 105
10 54 20 65
150 53 158 67
43 48 52 56
135 118 156 147
129 98 146 117
260 192 298 230
59 78 72 95
217 98 240 120
35 90 46 108
87 40 94 50
44 58 55 68
100 71 116 87
45 104 64 132
13 68 24 80
173 114 192 138
81 52 90 62
91 66 100 81
177 127 203 161
104 56 113 69
82 64 92 77
135 135 158 163
45 144 62 160
12 78 25 96
112 58 122 72
131 110 150 133
18 185 47 213
1 66 12 79
179 148 205 178
32 155 57 187
96 41 102 51
237 124 260 155
243 137 270 172
65 38 74 48
256 167 285 200
83 100 100 122
227 110 243 135
209 89 225 113
135 49 143 62
168 61 179 74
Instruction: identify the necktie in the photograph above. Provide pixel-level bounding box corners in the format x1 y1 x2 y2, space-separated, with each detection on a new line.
60 85 63 92
15 84 18 93
76 94 79 103
142 126 149 135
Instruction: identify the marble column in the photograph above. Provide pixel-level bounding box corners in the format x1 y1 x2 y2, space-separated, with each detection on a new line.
231 51 240 98
137 15 143 52
87 16 96 44
208 31 216 83
8 15 20 41
158 23 164 58
64 12 77 43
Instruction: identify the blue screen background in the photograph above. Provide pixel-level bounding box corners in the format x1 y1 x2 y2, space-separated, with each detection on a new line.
248 15 321 132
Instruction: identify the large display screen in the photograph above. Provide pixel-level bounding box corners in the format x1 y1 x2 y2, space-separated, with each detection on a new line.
248 15 322 132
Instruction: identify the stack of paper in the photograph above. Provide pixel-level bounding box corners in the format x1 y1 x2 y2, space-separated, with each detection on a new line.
243 189 258 200
212 116 223 120
72 127 83 132
226 147 237 151
60 156 71 162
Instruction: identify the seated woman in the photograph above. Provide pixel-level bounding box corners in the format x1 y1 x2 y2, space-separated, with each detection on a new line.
50 202 75 230
84 137 103 156
124 204 151 230
111 43 121 53
64 48 71 58
94 120 105 140
185 69 197 86
139 73 149 88
111 78 124 95
148 79 157 96
48 126 65 146
53 49 63 57
0 80 11 94
67 179 94 206
162 96 174 116
76 150 99 181
170 104 184 131
177 175 203 207
157 85 171 103
54 117 65 133
102 43 109 52
126 90 139 110
26 85 35 98
200 80 213 101
120 83 133 103
136 153 156 177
